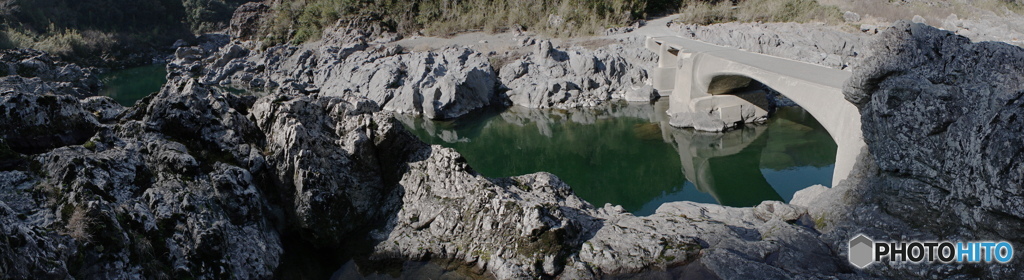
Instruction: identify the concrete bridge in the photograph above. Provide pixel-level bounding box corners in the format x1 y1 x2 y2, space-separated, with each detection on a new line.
645 36 864 186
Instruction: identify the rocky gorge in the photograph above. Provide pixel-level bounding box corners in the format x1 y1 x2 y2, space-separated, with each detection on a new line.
2 2 1024 280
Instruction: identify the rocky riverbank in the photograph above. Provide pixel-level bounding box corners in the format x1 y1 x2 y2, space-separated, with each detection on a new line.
169 8 661 119
2 3 1024 279
0 62 851 279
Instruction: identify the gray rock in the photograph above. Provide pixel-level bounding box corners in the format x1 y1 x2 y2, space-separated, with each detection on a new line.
0 49 103 98
669 22 873 70
170 23 494 120
228 2 270 41
844 11 861 23
912 15 926 24
0 83 100 154
498 38 658 109
835 20 1024 278
80 96 125 123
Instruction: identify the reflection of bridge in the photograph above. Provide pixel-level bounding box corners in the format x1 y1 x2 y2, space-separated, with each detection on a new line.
646 36 864 186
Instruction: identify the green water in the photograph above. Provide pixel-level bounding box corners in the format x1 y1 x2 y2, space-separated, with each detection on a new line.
99 64 167 106
401 102 837 216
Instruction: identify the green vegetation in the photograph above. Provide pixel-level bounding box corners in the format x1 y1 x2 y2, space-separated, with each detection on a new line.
260 0 847 43
674 0 842 25
0 0 246 65
262 0 653 44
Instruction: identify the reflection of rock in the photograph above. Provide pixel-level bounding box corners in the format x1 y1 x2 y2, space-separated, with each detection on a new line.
402 101 666 142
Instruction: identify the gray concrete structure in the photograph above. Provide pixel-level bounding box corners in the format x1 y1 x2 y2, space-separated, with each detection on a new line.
646 36 864 186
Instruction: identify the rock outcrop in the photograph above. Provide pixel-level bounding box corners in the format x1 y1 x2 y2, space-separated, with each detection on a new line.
498 38 659 109
170 21 498 120
228 2 270 41
0 49 103 98
669 22 872 70
6 10 1024 280
0 67 863 279
766 21 1024 279
845 20 1024 244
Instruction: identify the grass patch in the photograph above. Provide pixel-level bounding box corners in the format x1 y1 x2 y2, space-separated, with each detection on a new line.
261 0 650 44
820 0 1024 25
674 0 843 25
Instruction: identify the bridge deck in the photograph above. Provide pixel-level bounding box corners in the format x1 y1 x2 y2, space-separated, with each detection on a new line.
651 36 851 89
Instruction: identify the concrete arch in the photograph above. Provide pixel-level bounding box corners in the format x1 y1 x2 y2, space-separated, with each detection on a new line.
647 36 864 187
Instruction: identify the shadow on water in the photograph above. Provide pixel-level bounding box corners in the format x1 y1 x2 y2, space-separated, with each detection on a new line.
400 100 837 216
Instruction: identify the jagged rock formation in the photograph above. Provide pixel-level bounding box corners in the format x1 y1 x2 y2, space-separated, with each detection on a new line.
779 21 1024 279
0 63 859 279
5 8 1024 279
0 49 102 98
228 2 269 41
0 49 104 154
845 20 1024 243
669 22 872 70
498 38 659 109
170 20 498 120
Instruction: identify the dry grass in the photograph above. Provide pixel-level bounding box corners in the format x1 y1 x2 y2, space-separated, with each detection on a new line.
820 0 1024 24
64 205 93 242
0 28 85 56
264 0 647 44
674 0 843 25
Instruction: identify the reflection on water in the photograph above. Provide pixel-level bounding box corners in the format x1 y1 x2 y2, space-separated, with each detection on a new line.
401 100 837 216
99 64 167 106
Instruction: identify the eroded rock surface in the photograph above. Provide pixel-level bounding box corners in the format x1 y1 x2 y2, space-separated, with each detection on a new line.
5 12 1024 280
170 21 497 120
670 22 872 70
498 38 658 109
845 20 1024 244
0 49 103 97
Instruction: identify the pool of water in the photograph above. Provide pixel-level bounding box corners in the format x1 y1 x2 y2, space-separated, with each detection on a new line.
99 64 167 106
400 101 837 215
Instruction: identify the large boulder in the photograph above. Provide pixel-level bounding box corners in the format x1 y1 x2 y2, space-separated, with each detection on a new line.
228 2 270 41
844 20 1024 242
0 49 103 98
0 78 100 154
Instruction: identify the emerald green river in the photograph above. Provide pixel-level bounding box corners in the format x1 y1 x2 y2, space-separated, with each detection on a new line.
401 101 837 216
99 64 167 106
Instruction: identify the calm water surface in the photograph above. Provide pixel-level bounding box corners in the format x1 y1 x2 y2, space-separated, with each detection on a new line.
401 101 837 215
99 64 167 106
